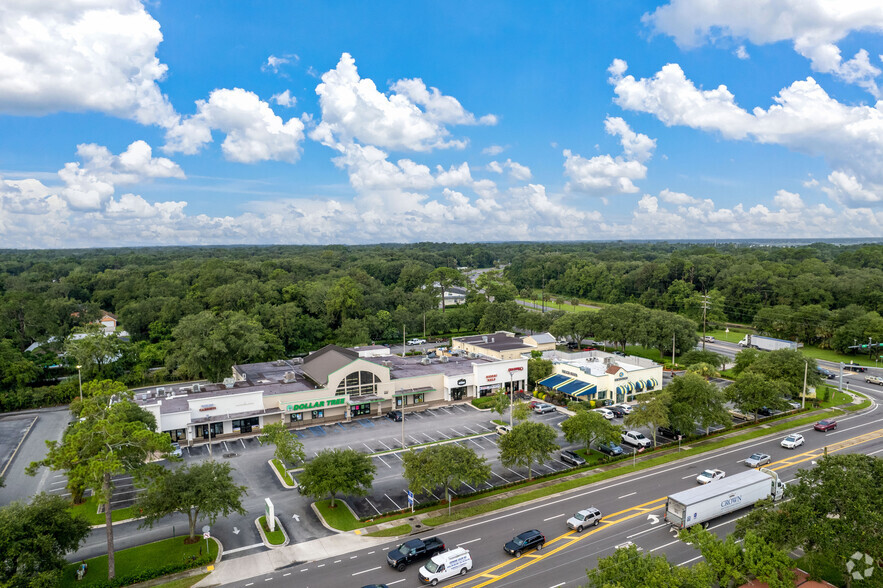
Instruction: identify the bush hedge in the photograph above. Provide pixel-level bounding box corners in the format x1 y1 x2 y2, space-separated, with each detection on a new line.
471 397 496 409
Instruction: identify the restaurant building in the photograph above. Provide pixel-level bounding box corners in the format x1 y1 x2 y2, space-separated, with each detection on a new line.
536 350 663 405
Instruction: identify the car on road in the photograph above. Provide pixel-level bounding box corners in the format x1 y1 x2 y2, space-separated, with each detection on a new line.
418 547 473 586
594 408 614 420
607 405 627 418
560 449 586 466
866 375 883 385
503 530 545 557
814 418 837 432
596 441 624 456
781 433 805 449
533 403 557 414
621 430 651 448
170 442 183 458
495 424 511 435
387 537 446 571
744 452 771 467
844 363 867 373
697 468 726 484
407 338 427 345
566 507 602 532
386 410 402 422
657 425 684 439
817 367 835 379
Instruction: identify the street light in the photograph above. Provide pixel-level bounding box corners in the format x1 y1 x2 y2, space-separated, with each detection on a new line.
507 366 524 428
76 365 83 401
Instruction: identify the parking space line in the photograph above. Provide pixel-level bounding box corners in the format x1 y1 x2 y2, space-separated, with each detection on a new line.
440 407 453 414
358 419 374 428
409 435 421 444
423 487 439 500
378 440 392 451
376 455 391 469
505 466 526 479
491 471 508 482
462 481 475 492
385 494 402 509
365 498 382 515
240 439 246 449
421 432 435 442
475 423 492 431
436 430 450 439
223 441 230 453
392 452 403 461
449 428 463 436
463 426 479 434
468 438 484 449
485 437 498 446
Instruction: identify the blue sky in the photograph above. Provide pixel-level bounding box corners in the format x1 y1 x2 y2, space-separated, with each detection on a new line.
1 1 882 247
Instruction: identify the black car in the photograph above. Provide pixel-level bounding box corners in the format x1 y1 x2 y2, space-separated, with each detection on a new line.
386 410 402 422
611 350 626 357
757 407 774 417
504 530 545 557
607 405 626 418
596 441 624 456
817 367 835 379
567 341 579 350
657 425 683 439
560 450 586 466
361 585 388 588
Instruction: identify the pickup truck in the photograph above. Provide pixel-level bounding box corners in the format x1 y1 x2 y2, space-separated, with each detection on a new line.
387 537 446 571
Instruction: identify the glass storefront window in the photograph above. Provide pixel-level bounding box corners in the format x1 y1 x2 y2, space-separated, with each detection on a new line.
396 397 403 407
352 403 371 416
336 370 380 396
290 413 303 422
413 394 424 404
311 409 324 419
232 417 259 433
166 429 186 441
451 387 466 400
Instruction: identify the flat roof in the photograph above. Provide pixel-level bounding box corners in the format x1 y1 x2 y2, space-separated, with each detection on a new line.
364 353 498 379
453 332 530 352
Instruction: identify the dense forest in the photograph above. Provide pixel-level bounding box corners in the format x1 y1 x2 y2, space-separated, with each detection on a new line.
2 242 882 411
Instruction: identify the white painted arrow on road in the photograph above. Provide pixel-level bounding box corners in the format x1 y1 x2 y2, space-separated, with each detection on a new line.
292 513 300 522
232 527 240 535
647 514 659 524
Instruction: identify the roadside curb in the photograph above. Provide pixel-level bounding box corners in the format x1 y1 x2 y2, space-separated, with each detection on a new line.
267 459 297 489
255 516 289 548
310 500 359 534
0 414 38 478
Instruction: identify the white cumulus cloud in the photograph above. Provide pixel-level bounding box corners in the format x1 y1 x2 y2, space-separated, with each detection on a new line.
563 117 655 194
272 90 296 108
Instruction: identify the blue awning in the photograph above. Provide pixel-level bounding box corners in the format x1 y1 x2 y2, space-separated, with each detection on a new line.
646 378 656 389
537 374 570 389
558 380 596 396
634 381 644 391
615 385 625 395
572 385 597 398
626 382 634 392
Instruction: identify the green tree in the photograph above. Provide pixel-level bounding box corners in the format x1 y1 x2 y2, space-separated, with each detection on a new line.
401 444 491 514
732 347 763 375
325 276 364 326
136 461 247 541
527 355 554 391
623 391 671 447
685 362 720 379
260 422 306 467
64 325 127 380
299 448 376 508
736 454 883 587
584 543 714 587
428 267 465 313
679 526 794 588
679 349 726 369
498 421 559 480
726 372 791 421
512 401 531 422
0 340 41 389
490 389 510 421
667 372 730 436
745 349 821 399
0 493 91 588
560 410 621 452
27 390 173 580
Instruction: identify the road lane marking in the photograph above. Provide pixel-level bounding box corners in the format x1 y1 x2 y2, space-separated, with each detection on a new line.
681 473 695 479
627 526 666 539
458 538 481 546
352 566 381 576
316 564 324 568
388 580 407 586
282 573 290 577
222 543 264 554
618 492 637 499
650 539 679 552
544 514 564 521
350 555 358 559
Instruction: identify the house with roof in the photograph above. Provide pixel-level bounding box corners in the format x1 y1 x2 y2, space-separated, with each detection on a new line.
451 331 556 360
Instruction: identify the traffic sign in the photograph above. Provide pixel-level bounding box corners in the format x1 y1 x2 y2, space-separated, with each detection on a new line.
407 490 414 505
203 531 210 539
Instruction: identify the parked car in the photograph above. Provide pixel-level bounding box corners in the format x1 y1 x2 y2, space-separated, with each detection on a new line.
866 375 883 385
386 410 402 422
621 430 651 448
170 442 183 458
533 403 557 414
582 346 596 351
744 452 771 467
756 407 774 417
407 338 427 346
529 400 540 409
503 530 544 557
781 433 805 449
607 405 627 418
596 441 624 456
560 449 586 466
612 404 632 415
594 408 614 420
696 468 725 484
566 507 602 532
657 425 684 439
567 341 579 350
495 425 511 436
611 350 626 357
814 419 837 432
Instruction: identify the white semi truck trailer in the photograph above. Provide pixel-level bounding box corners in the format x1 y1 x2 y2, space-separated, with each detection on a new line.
738 334 802 352
664 468 785 529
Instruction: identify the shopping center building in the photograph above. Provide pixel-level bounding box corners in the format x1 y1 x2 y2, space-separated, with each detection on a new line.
536 350 663 405
136 339 532 445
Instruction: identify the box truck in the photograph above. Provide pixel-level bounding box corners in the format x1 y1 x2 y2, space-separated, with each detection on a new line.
664 468 785 529
738 335 802 352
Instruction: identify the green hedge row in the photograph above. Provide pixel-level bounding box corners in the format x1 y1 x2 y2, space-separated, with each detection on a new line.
471 397 496 409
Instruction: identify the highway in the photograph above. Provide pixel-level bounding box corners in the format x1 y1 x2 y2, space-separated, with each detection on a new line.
226 371 883 588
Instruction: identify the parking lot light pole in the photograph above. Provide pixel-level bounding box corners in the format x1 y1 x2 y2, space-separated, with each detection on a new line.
76 365 83 401
507 366 523 428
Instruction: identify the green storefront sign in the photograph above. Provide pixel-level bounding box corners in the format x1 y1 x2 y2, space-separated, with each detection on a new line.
285 397 346 412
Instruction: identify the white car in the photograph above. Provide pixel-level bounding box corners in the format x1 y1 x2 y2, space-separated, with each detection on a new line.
594 408 614 420
495 425 511 435
566 507 603 532
170 442 183 458
696 468 725 484
781 433 805 449
621 430 651 448
407 338 427 345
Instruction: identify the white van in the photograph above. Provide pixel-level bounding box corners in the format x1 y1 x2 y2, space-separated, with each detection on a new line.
418 547 473 585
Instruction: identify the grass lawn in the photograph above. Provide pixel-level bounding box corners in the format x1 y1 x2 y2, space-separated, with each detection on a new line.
703 327 753 344
704 328 879 367
154 573 210 588
259 515 285 545
61 536 218 587
819 388 853 408
518 297 598 313
69 496 135 525
574 448 611 467
492 418 506 426
271 459 294 486
316 499 361 531
365 524 411 537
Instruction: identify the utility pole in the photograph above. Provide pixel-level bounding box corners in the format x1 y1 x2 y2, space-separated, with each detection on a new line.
802 361 807 409
541 270 546 314
672 333 676 369
423 313 426 341
700 293 711 351
402 325 406 357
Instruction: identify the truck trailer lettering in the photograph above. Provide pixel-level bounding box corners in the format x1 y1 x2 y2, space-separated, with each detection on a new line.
721 495 742 508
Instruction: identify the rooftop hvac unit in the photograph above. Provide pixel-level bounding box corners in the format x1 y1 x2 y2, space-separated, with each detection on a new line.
290 357 304 365
469 352 479 359
440 356 449 363
192 383 201 393
157 387 165 395
482 336 488 343
282 371 297 383
223 377 235 389
274 360 286 366
421 357 431 365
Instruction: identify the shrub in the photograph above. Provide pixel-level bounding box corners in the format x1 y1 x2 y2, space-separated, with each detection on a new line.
471 397 497 409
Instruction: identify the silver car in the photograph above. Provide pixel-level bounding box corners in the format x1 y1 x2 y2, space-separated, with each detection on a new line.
566 507 602 532
744 452 771 467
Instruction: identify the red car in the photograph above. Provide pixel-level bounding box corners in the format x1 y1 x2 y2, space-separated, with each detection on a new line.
814 419 837 432
582 346 596 351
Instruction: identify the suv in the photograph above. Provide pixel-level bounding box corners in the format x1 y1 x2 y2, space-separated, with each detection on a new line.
621 430 651 448
607 405 627 418
560 449 586 466
814 419 837 432
386 410 402 422
866 375 883 385
701 335 715 343
504 530 544 557
657 426 683 439
566 508 602 532
817 367 835 379
844 363 867 373
596 441 624 456
533 403 557 414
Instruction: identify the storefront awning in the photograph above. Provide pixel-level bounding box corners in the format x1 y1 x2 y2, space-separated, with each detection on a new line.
571 385 597 398
646 378 658 389
634 380 644 391
348 394 384 404
615 385 626 395
537 374 570 389
557 380 596 396
394 386 434 397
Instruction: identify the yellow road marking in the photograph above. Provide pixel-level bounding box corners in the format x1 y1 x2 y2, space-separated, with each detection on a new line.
445 429 883 588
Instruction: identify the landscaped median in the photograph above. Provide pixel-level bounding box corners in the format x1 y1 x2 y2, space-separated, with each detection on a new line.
69 496 135 526
60 536 219 588
268 458 296 488
314 406 849 533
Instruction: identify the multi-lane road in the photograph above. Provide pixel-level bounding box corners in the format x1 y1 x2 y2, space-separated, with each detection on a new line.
226 366 883 588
